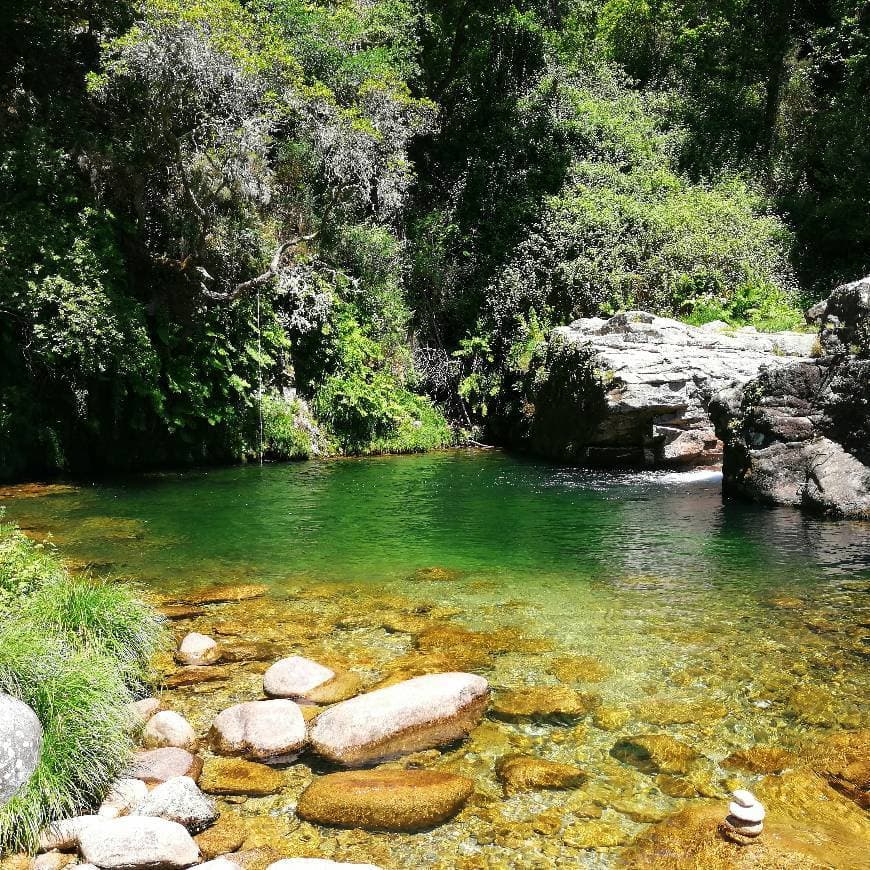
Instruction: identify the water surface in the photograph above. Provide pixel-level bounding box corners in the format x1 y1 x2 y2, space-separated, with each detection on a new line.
3 450 868 867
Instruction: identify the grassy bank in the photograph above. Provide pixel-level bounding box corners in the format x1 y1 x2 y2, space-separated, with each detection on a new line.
0 519 165 854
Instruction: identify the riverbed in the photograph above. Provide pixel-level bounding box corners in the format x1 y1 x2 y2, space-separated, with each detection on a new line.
2 450 868 867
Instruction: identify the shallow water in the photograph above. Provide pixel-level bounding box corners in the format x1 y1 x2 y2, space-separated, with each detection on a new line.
2 450 869 867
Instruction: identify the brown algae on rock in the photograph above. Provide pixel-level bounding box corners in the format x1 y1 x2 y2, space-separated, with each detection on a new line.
297 769 474 832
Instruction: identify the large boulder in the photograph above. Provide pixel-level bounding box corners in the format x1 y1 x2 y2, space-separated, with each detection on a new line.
77 817 200 869
308 672 489 766
0 693 42 803
209 700 306 761
712 278 870 518
296 769 474 832
494 311 814 467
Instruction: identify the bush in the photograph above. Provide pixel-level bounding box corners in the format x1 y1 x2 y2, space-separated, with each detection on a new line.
0 523 165 854
260 394 315 461
309 303 452 455
484 161 799 342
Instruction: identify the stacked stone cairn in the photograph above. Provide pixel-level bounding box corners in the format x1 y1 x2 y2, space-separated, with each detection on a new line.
720 788 765 844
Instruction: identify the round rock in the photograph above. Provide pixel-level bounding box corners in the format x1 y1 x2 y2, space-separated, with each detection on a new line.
99 778 149 818
731 788 757 808
136 775 218 833
728 799 765 823
263 656 335 701
309 672 489 766
129 697 161 726
130 747 203 784
296 769 474 832
77 816 200 869
210 700 306 761
0 693 43 803
177 632 220 666
144 710 198 752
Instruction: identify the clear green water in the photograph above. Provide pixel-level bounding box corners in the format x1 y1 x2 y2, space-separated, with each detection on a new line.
2 450 869 867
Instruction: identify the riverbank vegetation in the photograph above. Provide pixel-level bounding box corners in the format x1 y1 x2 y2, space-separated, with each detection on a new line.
0 519 165 852
2 0 867 476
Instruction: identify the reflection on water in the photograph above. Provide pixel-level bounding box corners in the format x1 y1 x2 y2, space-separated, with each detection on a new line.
2 450 869 868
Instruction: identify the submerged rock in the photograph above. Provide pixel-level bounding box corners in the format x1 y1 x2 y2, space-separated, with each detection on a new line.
810 728 870 810
296 769 473 832
495 754 586 794
490 686 600 722
143 710 198 752
77 817 200 869
0 694 42 804
266 861 384 869
210 700 306 761
722 746 797 775
193 812 247 858
130 747 203 784
136 775 218 833
165 665 234 688
494 310 814 467
177 632 221 666
169 584 268 606
610 734 700 775
309 672 489 766
547 655 610 683
199 757 285 796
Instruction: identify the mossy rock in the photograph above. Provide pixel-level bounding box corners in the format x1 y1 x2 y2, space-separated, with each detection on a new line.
297 769 474 832
495 754 586 794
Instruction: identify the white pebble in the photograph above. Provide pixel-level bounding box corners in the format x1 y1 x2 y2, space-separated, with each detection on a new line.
729 800 765 823
731 788 757 808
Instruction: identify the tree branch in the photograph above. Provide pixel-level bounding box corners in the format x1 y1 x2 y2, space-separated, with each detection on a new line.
200 232 318 302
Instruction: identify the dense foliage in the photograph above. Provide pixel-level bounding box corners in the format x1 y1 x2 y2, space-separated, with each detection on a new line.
1 0 867 472
0 520 165 852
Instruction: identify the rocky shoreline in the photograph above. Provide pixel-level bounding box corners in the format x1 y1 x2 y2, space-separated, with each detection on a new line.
3 578 867 870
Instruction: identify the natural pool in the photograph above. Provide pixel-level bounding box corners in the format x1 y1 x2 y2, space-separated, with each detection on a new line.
2 450 869 868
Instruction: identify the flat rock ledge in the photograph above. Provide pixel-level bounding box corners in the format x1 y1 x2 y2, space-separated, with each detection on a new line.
498 311 815 467
309 672 489 766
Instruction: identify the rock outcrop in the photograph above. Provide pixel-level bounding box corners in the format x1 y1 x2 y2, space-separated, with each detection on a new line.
711 277 870 517
498 311 815 467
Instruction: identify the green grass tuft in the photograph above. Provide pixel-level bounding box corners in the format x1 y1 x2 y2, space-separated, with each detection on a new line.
0 520 166 855
0 622 134 853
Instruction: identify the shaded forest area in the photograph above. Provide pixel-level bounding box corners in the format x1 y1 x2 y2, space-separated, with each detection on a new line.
1 0 868 476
